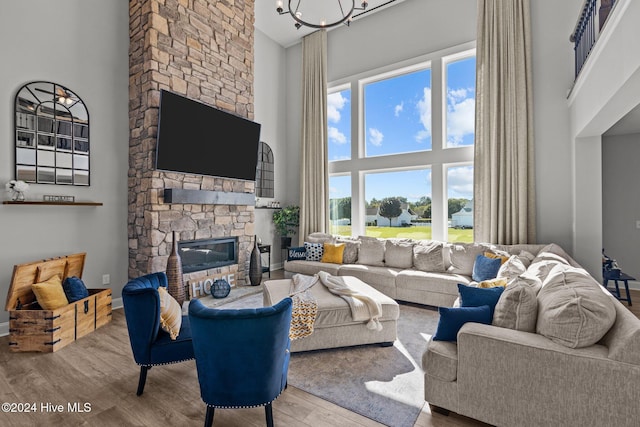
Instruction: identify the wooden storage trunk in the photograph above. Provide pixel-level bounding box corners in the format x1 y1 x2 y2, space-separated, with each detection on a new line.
5 253 112 352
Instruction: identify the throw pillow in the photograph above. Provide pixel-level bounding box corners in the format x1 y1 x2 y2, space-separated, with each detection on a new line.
472 254 502 282
484 251 510 265
413 240 446 273
457 283 504 318
287 246 307 261
492 278 538 332
336 236 360 264
433 305 492 342
449 243 488 276
157 286 182 340
384 239 414 269
477 278 508 288
321 242 345 264
62 276 90 303
356 236 385 266
32 274 69 310
536 263 616 348
305 232 335 244
304 242 324 261
497 255 528 281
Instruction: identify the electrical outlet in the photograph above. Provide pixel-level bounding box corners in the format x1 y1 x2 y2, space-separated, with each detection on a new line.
102 274 110 285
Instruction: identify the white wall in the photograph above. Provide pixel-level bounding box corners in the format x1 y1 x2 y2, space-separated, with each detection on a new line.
0 0 129 327
253 29 290 267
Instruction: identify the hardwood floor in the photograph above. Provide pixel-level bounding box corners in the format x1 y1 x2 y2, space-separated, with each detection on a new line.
1 274 637 427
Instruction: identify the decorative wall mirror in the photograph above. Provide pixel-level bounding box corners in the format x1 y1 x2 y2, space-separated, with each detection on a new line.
14 81 90 185
256 141 274 198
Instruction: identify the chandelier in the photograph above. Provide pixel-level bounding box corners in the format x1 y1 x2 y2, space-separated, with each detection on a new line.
276 0 369 30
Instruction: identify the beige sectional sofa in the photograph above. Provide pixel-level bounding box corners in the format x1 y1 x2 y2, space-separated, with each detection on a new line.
285 233 640 425
284 233 546 307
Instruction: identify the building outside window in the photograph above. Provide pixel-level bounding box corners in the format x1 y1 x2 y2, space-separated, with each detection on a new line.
328 43 475 242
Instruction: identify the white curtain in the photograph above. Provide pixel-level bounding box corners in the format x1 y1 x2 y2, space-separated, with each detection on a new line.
298 30 330 245
474 0 536 244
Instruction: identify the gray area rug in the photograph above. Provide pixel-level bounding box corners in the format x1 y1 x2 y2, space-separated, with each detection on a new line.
205 293 439 427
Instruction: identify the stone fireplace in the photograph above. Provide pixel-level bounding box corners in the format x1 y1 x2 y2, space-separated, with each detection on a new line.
128 0 256 284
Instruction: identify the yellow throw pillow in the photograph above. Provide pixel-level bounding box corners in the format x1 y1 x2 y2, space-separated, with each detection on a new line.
477 278 509 288
32 274 69 310
484 251 510 265
157 286 182 340
321 242 345 264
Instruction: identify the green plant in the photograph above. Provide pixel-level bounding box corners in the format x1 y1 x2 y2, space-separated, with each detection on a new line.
272 205 300 237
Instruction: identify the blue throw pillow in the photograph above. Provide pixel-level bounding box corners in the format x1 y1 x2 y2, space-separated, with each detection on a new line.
62 276 89 303
472 254 502 282
287 246 307 261
433 305 492 342
457 283 504 317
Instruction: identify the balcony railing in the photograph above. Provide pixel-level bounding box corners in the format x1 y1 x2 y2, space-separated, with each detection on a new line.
571 0 617 78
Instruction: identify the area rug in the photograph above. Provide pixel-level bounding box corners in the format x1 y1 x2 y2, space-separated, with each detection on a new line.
206 293 439 427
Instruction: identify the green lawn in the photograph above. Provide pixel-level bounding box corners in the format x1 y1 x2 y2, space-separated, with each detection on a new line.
330 225 473 243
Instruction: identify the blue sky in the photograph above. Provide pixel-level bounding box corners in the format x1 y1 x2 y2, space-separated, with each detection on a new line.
328 56 476 204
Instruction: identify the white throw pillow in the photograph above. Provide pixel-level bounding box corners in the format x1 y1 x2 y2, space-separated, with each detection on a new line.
497 255 527 281
413 240 446 273
493 277 538 332
356 236 385 266
384 239 414 269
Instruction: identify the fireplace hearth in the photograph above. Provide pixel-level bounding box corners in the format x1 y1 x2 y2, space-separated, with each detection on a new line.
179 237 238 273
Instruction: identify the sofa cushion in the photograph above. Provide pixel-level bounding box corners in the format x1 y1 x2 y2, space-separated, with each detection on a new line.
413 240 446 273
536 263 617 348
338 264 399 298
321 242 345 264
492 277 538 332
396 270 472 296
384 239 414 269
472 254 502 282
304 242 324 261
422 339 459 382
449 243 488 276
305 232 335 243
284 260 341 277
433 305 492 342
356 236 385 267
497 254 528 281
336 236 360 264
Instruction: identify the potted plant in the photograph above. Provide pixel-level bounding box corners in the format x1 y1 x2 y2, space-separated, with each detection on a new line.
272 205 300 249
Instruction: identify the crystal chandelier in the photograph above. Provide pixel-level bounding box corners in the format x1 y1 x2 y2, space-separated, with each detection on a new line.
276 0 369 30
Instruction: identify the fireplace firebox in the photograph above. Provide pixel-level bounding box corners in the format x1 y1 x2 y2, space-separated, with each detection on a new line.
178 237 238 273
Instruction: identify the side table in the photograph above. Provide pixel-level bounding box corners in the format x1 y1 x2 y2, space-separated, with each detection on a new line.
603 271 633 306
258 244 271 278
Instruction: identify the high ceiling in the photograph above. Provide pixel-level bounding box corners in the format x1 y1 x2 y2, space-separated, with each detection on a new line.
255 0 406 48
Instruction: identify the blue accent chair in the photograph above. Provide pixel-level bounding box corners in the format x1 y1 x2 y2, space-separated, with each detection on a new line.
188 297 293 427
122 272 194 396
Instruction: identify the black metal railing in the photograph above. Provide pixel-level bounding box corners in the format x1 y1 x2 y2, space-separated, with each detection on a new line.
571 0 617 79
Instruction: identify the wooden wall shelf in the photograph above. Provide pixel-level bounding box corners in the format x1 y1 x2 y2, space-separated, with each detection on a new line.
2 201 103 206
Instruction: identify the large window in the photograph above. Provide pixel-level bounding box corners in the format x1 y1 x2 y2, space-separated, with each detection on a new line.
328 43 475 242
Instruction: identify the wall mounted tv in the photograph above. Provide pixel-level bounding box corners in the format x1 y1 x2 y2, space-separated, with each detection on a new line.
155 89 261 181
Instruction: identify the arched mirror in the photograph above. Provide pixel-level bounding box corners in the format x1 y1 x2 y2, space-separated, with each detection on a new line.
14 81 90 185
256 141 274 198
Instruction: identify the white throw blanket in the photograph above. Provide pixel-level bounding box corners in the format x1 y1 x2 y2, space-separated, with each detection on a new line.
317 271 383 331
288 274 319 340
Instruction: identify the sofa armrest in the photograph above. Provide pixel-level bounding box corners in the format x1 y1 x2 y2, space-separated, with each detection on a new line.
455 323 640 427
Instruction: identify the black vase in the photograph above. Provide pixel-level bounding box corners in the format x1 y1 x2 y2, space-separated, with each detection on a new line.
249 236 262 286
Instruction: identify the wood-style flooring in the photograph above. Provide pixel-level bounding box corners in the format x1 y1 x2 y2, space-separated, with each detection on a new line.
0 271 637 427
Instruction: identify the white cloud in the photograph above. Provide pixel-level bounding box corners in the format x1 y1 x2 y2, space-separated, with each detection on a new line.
447 166 474 199
394 102 404 117
446 87 475 146
368 128 384 146
415 87 432 142
328 92 348 123
328 126 347 144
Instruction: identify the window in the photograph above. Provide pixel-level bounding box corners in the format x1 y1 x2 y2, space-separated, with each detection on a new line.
328 43 475 241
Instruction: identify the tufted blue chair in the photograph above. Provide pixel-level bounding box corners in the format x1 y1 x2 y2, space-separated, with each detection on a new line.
122 272 194 396
188 297 293 427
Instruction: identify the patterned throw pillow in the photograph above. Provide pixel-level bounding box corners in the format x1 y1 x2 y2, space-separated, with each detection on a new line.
304 242 324 261
157 286 182 340
287 246 307 261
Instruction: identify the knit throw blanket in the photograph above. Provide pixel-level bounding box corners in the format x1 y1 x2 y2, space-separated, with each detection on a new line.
318 271 383 331
288 274 319 340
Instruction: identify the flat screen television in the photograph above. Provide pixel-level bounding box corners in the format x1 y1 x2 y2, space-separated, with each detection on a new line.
155 89 261 181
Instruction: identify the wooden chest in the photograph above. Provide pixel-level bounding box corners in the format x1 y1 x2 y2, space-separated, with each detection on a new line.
4 253 112 352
